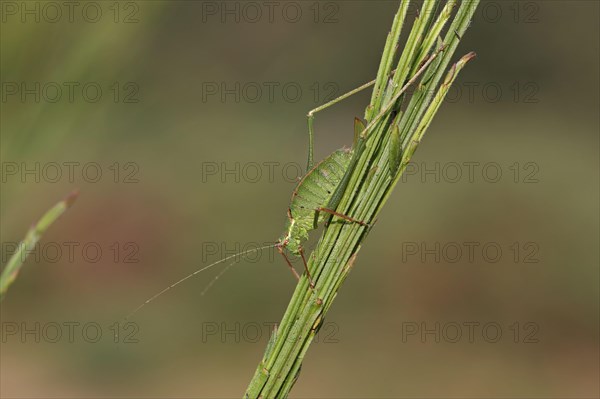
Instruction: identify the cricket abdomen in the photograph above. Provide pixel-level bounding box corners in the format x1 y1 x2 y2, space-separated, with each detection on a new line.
279 148 353 256
290 148 353 228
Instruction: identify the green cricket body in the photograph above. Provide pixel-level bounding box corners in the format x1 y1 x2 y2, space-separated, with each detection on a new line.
278 148 353 255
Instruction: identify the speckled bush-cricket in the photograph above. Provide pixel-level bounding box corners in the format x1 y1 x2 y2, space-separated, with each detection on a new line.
274 46 443 287
126 45 444 318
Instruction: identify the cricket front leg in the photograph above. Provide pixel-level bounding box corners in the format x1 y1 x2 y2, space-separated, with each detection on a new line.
277 246 300 281
277 246 315 289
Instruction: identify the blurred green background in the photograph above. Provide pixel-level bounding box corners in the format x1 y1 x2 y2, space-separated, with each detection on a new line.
1 1 598 398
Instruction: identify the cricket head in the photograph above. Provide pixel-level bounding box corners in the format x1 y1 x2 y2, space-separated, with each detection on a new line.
278 217 302 255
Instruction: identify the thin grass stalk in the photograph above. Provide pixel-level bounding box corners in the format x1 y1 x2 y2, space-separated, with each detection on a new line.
245 1 480 397
0 191 78 300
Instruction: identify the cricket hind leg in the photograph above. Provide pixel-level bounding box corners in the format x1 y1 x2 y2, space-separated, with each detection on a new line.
306 77 379 171
305 47 445 172
316 207 368 227
298 247 315 288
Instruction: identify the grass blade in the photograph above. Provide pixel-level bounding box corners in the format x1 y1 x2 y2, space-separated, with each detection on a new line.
0 190 78 300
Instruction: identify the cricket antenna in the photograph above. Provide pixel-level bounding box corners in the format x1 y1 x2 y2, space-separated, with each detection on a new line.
125 243 279 320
